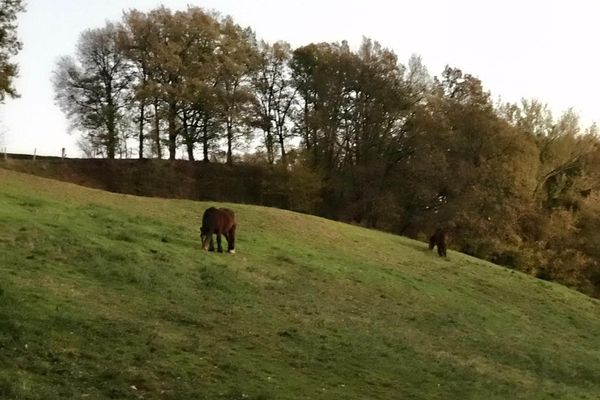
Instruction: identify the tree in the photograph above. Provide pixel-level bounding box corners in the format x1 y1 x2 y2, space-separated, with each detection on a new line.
123 7 225 161
290 39 417 225
120 9 156 159
175 7 221 162
0 0 25 101
534 110 597 209
215 17 259 165
338 39 416 226
54 23 134 159
290 43 320 159
143 7 186 161
290 41 356 170
251 40 297 164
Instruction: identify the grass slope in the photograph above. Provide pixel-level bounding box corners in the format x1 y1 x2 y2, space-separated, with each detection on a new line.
0 168 599 400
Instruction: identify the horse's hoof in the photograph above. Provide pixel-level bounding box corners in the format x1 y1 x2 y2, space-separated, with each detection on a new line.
228 249 236 254
208 248 215 252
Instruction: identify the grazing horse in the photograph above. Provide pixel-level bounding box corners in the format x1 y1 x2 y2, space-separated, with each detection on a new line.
200 207 237 254
429 228 449 257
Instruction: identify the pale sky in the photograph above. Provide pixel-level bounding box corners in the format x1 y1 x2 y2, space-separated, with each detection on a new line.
1 0 598 156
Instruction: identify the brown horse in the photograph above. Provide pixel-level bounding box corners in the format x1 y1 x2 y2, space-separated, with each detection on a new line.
429 228 449 257
200 207 237 253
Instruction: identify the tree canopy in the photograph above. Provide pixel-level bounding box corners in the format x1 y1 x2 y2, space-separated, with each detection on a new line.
0 0 25 101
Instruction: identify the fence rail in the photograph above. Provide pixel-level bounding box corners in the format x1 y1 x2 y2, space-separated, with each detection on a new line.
1 148 68 161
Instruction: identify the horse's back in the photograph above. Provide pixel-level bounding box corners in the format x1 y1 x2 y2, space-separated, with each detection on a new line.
202 207 235 232
203 207 219 217
218 208 236 230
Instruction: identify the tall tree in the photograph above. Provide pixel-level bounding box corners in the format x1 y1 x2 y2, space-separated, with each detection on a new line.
146 7 185 161
120 10 156 159
332 39 416 226
176 7 221 162
290 43 319 160
124 7 224 161
290 39 417 224
251 40 297 164
0 0 25 102
290 41 353 170
53 22 133 159
215 17 259 165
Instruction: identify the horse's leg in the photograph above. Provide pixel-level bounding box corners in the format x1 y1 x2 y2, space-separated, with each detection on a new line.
226 224 236 253
224 231 231 252
438 243 446 257
208 232 215 252
216 232 224 253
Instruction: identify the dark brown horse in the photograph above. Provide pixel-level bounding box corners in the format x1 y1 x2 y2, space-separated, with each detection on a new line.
429 228 449 257
200 207 237 253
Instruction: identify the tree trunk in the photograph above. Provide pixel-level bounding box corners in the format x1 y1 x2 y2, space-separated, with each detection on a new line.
106 109 116 159
303 100 311 150
264 129 274 164
168 101 178 160
107 133 116 159
226 119 233 165
186 142 195 161
153 99 162 159
202 120 210 163
181 110 194 161
105 81 116 159
277 125 286 165
138 102 145 159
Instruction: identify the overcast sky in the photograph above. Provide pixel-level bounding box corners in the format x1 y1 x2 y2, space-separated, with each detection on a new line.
1 0 598 156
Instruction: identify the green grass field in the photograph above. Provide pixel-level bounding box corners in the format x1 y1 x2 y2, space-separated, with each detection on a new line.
0 168 599 399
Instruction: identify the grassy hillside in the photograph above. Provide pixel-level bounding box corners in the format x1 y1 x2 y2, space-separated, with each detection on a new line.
0 168 599 400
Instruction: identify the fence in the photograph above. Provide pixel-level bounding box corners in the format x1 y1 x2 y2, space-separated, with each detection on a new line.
1 148 68 161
